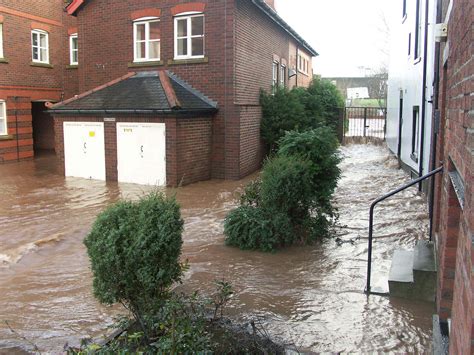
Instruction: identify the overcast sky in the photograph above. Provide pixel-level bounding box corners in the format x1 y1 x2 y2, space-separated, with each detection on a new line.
276 0 398 78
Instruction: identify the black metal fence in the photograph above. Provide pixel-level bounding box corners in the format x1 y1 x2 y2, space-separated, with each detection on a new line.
344 107 386 140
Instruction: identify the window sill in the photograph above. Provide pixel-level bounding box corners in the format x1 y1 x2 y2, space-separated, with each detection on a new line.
128 60 164 68
298 71 309 77
414 57 422 65
402 14 407 24
66 64 78 69
30 62 54 69
0 134 14 141
168 57 208 65
0 58 8 64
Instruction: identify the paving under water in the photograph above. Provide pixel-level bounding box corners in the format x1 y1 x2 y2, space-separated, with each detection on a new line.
0 145 433 353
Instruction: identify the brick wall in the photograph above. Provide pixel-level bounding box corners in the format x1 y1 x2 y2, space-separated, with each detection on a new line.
0 0 78 163
75 0 236 180
433 0 473 353
54 114 212 187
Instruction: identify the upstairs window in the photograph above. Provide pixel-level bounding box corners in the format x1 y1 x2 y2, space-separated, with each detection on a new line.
174 13 204 59
31 30 49 64
298 54 309 75
280 64 286 87
0 100 7 135
0 23 3 59
272 61 278 93
414 0 422 60
69 33 78 65
133 17 161 62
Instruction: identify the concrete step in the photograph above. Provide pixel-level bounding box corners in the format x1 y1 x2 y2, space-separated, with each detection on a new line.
388 249 415 299
388 241 437 302
413 240 437 302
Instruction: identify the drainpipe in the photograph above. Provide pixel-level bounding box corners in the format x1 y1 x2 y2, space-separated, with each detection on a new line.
429 0 443 241
418 0 430 191
295 46 299 87
15 96 20 162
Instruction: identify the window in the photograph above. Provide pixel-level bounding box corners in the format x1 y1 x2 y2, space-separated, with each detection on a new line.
411 106 420 160
0 101 7 135
272 61 278 93
31 30 49 63
174 14 204 59
134 17 161 62
408 33 412 56
414 0 422 60
0 23 3 59
280 64 286 87
69 34 78 65
298 54 308 74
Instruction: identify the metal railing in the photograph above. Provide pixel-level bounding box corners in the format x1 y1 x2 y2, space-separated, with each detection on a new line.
365 166 444 295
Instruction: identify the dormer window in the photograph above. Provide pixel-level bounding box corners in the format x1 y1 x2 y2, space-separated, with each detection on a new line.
133 17 161 62
32 29 49 64
174 13 205 59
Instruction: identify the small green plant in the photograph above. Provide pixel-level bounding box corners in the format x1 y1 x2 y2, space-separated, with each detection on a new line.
84 192 184 337
211 280 234 321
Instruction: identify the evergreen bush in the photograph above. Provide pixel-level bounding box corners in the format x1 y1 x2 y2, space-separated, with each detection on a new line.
84 192 184 327
278 128 341 214
260 78 344 150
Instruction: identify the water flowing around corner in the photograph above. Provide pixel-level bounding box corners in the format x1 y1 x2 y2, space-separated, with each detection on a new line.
0 145 432 352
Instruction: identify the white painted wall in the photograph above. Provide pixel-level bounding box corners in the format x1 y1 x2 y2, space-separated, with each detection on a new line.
386 0 437 176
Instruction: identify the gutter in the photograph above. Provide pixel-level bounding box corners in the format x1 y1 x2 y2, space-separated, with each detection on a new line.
418 0 430 191
48 108 218 115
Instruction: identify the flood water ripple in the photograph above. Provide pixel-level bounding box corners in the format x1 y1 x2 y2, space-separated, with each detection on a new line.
0 145 432 353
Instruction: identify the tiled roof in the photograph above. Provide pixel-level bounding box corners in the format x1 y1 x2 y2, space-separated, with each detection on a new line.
49 71 218 115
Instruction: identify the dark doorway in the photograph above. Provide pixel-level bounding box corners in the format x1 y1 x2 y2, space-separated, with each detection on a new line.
32 101 55 155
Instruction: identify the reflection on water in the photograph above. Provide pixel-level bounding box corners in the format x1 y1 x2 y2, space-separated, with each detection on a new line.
0 146 432 352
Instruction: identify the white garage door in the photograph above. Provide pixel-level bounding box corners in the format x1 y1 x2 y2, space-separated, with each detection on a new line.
117 123 166 186
63 122 106 181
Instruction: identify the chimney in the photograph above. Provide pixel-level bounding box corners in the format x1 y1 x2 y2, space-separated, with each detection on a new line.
264 0 277 11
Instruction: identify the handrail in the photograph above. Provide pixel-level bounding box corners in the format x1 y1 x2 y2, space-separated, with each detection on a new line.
365 166 444 295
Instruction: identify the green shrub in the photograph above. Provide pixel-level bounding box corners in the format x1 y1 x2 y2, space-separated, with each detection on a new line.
302 77 345 129
260 87 308 151
259 155 314 221
84 192 184 327
277 128 341 214
224 205 293 252
260 79 344 150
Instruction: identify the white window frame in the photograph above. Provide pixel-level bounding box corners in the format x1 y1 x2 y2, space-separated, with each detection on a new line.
31 29 49 64
298 54 309 75
280 64 286 87
272 61 279 93
69 33 78 65
0 100 7 136
0 23 4 59
174 12 205 60
133 17 161 63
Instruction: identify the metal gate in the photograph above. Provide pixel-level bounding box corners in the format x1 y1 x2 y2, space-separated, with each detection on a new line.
344 107 386 141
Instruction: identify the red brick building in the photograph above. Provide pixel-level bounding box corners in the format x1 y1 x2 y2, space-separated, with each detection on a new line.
0 1 78 162
431 0 473 353
38 0 317 186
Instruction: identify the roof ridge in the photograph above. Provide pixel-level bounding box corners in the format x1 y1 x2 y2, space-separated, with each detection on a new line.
158 71 181 109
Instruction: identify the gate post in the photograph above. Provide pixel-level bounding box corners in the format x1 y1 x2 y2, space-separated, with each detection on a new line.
363 107 368 137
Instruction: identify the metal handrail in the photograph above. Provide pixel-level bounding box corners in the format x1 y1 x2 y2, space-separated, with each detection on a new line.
365 166 444 295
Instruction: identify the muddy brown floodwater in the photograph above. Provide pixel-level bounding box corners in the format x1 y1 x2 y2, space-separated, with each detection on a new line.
0 145 433 353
